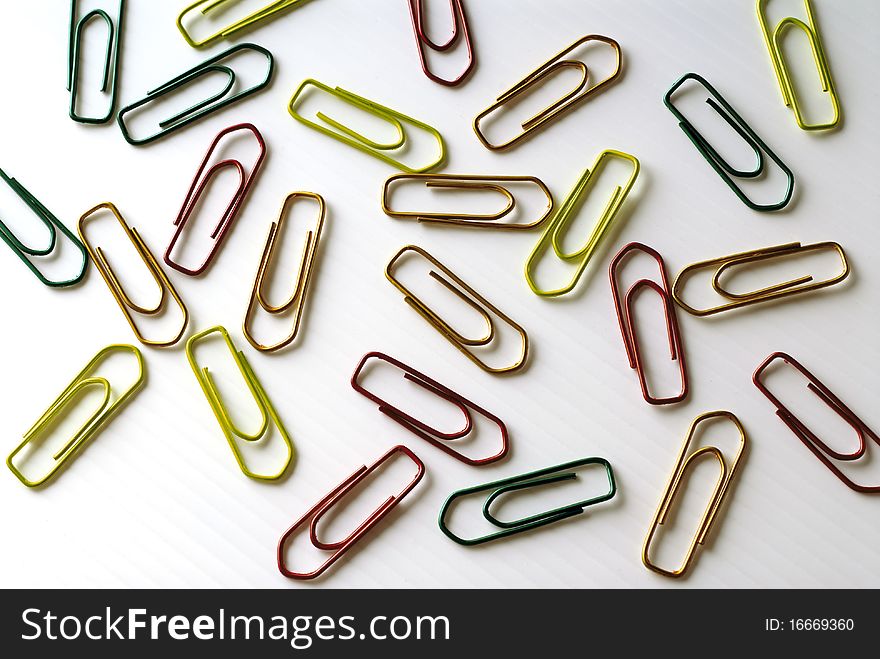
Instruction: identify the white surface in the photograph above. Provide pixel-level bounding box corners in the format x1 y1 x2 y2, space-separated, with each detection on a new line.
1 0 878 588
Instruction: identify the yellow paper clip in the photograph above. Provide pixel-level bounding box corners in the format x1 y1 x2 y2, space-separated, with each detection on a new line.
177 0 312 48
7 345 145 487
672 241 850 317
756 0 841 130
386 245 529 374
243 192 326 353
185 326 294 480
642 411 747 578
78 202 189 347
525 149 639 297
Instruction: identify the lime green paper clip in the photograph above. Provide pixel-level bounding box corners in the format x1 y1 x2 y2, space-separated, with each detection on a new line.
177 0 313 48
525 149 639 297
288 79 446 173
185 326 293 481
7 345 145 487
756 0 840 131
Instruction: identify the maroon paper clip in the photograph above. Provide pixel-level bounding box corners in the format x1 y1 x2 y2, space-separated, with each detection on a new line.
609 242 688 405
351 352 509 466
753 352 880 493
277 445 425 580
164 123 266 276
408 0 475 86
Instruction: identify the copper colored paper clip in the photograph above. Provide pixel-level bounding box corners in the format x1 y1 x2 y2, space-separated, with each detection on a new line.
165 124 266 276
753 352 880 493
351 352 509 465
609 242 687 405
277 445 425 580
407 0 475 86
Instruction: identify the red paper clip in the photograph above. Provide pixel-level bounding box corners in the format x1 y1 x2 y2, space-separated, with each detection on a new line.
408 0 475 86
164 123 266 276
277 445 425 580
351 352 509 466
753 352 880 493
609 242 688 405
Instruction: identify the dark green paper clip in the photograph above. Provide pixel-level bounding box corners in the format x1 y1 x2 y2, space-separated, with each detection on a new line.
68 0 124 124
0 167 87 288
438 457 616 546
117 43 274 145
664 73 794 212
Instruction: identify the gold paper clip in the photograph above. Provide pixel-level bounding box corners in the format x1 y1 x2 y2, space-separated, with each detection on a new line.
386 245 529 374
7 344 145 487
525 149 639 297
243 192 326 353
473 34 622 150
177 0 312 48
381 173 554 230
78 202 189 347
672 241 850 317
756 0 841 131
642 411 747 578
185 326 293 481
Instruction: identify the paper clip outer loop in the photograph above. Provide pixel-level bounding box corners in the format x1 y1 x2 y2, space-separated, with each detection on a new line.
525 149 639 297
68 0 124 124
381 173 554 230
753 352 880 493
79 202 189 347
7 344 145 488
438 457 616 545
386 245 529 374
671 241 850 317
165 123 267 277
473 34 622 150
641 411 746 578
609 242 688 405
756 0 841 131
0 167 88 288
351 352 509 465
288 79 446 173
185 326 294 481
664 73 794 212
243 192 326 353
117 43 274 145
408 0 475 86
177 0 311 48
277 445 425 580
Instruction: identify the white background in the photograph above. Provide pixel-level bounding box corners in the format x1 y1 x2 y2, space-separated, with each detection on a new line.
1 0 878 588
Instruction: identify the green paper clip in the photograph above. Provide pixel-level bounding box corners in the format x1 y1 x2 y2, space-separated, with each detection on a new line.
68 0 124 124
185 326 293 481
177 0 313 48
288 79 446 173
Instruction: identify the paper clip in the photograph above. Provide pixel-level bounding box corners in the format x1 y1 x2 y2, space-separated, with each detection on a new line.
665 73 794 212
672 241 850 317
177 0 312 48
243 192 325 353
407 0 475 86
473 34 622 150
278 445 425 580
756 0 841 131
754 352 880 493
67 0 124 124
117 43 274 145
381 173 554 230
642 411 746 578
351 352 509 465
438 458 616 545
0 167 87 288
78 202 189 347
7 344 145 488
609 242 688 405
288 79 446 173
386 245 529 374
186 326 294 481
165 123 267 276
525 149 639 297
